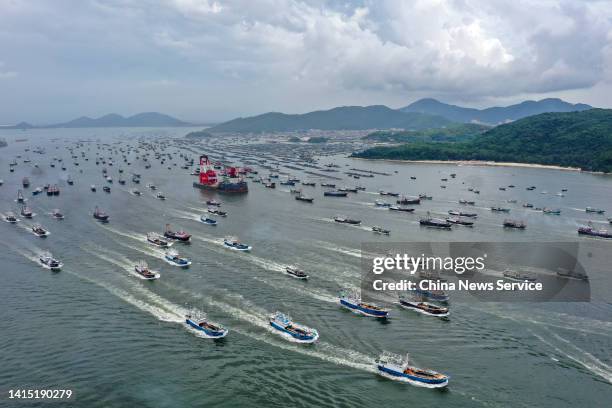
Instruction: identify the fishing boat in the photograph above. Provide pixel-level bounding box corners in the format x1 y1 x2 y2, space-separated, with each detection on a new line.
420 214 452 229
398 295 449 317
4 212 18 223
156 192 166 200
586 207 606 214
164 224 191 241
93 207 109 222
16 190 25 203
459 199 475 205
445 217 473 226
102 186 111 193
146 183 157 190
20 205 33 218
22 177 30 188
339 187 358 193
503 219 526 229
339 290 389 318
206 200 221 206
503 269 536 282
208 208 227 217
324 190 348 197
418 194 432 200
302 181 316 186
199 215 218 225
50 209 64 220
134 260 160 280
412 287 449 302
279 180 295 186
90 185 97 192
334 215 361 225
522 203 534 208
389 205 415 212
578 224 612 239
32 187 43 196
543 208 561 215
320 183 336 188
223 236 252 251
375 200 391 207
376 351 449 387
397 196 420 205
164 249 191 267
295 194 314 203
131 189 142 196
147 232 172 248
39 251 63 271
193 155 248 194
264 181 276 188
379 190 400 197
67 176 74 185
372 226 390 235
285 265 309 280
269 312 318 343
118 179 126 185
490 206 510 212
185 313 228 338
132 176 140 184
31 224 50 237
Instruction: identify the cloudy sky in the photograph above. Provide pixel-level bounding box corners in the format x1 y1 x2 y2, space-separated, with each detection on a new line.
1 0 611 124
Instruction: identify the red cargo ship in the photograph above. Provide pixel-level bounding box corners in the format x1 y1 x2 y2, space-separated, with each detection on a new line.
193 155 248 194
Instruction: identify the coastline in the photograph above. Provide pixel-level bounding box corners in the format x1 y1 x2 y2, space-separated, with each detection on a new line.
352 157 592 173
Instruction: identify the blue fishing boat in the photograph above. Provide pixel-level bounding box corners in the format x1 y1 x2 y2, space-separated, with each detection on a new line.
186 313 228 338
376 351 449 388
164 249 191 267
339 290 389 318
223 236 251 251
269 312 318 343
199 215 217 225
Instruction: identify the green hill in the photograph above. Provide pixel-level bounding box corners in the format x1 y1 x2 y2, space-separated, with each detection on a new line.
363 123 490 143
208 105 452 132
352 109 612 173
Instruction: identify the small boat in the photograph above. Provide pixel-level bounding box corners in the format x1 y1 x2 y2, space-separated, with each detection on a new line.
206 200 221 206
324 190 348 197
31 224 50 237
389 205 415 212
67 176 74 185
503 219 526 229
32 187 43 196
339 187 358 193
376 351 449 387
134 260 160 280
302 181 316 186
16 190 25 203
295 194 314 203
527 186 536 191
90 185 97 192
50 209 64 220
503 269 536 282
285 265 309 280
522 203 534 208
459 199 475 205
118 179 126 185
132 176 140 184
156 192 166 200
375 200 391 207
578 224 612 239
586 207 605 214
208 208 227 217
146 183 157 190
102 186 111 193
185 313 228 338
164 249 191 267
264 182 276 188
147 232 172 248
445 217 473 226
269 312 318 343
320 183 336 188
491 206 510 212
106 176 113 183
397 196 420 205
339 290 389 318
398 296 449 317
379 190 400 197
199 215 218 225
543 208 561 215
4 212 19 223
420 214 452 229
39 251 63 271
334 215 361 225
22 177 30 188
418 194 432 200
20 205 34 218
372 226 390 235
131 189 142 196
93 207 109 222
223 236 252 251
164 224 191 241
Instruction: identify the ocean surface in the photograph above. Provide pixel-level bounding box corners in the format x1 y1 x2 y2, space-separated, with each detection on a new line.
0 127 611 407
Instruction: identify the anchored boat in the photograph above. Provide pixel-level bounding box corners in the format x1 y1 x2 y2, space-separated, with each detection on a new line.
193 155 248 193
269 312 318 343
376 351 449 387
186 313 228 338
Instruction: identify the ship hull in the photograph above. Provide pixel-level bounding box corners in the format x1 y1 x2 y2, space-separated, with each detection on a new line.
193 180 248 194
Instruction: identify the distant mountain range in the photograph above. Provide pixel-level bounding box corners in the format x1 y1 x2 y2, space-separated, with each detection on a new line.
208 105 452 133
353 109 612 173
400 98 592 125
0 112 192 129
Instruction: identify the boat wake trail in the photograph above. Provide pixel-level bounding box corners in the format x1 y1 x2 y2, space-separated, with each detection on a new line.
252 276 337 303
96 224 146 243
313 240 362 258
170 209 201 222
